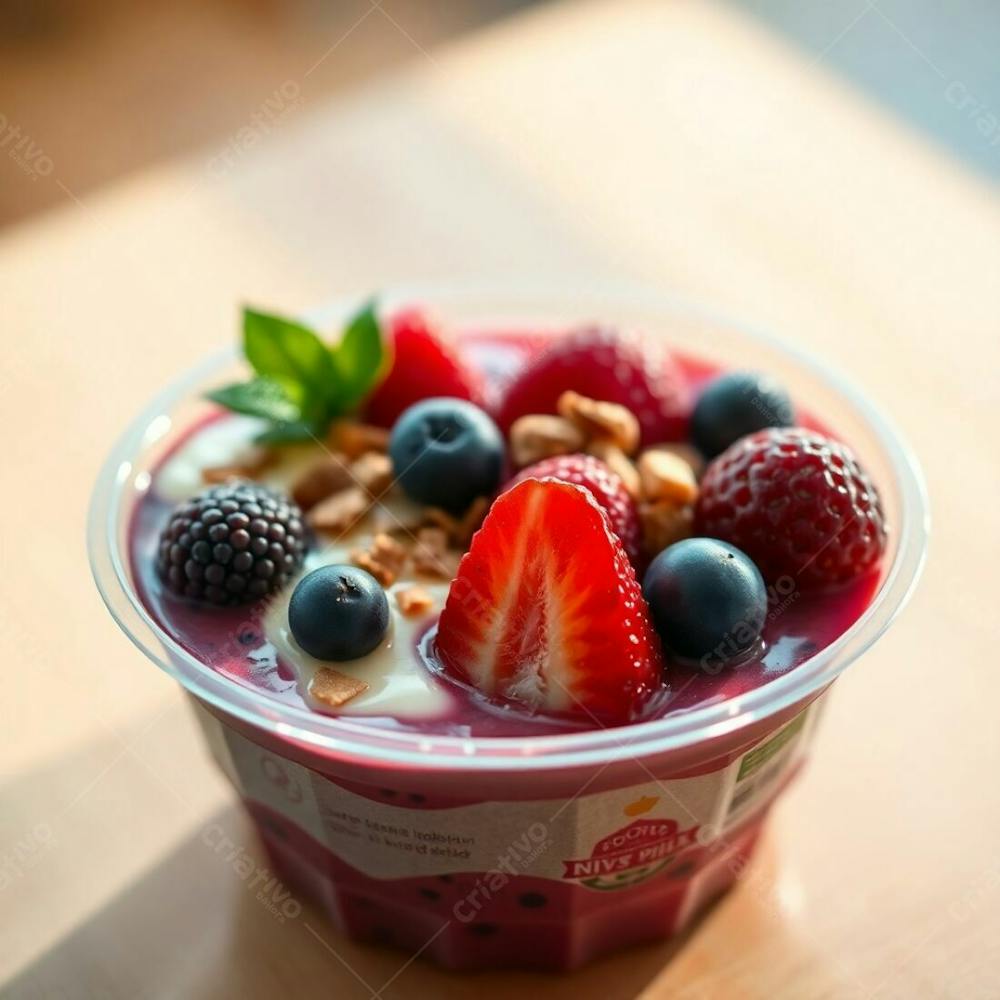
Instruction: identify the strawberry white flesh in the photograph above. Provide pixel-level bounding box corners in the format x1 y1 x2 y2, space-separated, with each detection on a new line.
436 478 664 723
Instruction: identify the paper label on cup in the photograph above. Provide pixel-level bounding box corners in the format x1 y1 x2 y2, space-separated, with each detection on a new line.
193 700 821 890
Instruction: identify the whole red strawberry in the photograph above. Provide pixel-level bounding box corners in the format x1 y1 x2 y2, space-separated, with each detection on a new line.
495 327 688 445
695 428 887 587
436 479 663 724
365 308 485 427
509 453 641 567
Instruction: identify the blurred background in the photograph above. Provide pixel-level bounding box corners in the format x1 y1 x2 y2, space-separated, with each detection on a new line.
1 0 997 227
0 0 530 224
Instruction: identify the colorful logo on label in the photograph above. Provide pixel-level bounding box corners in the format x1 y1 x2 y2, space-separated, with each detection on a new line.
562 805 700 891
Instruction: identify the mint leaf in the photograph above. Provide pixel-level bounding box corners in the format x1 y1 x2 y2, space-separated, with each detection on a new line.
329 299 385 411
206 377 302 424
254 421 318 445
210 301 386 437
244 307 339 404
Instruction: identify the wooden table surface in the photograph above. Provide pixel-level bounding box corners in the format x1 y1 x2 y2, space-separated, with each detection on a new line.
2 1 998 997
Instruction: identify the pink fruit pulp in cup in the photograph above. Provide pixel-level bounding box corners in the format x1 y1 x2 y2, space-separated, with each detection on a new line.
130 328 883 970
132 331 879 737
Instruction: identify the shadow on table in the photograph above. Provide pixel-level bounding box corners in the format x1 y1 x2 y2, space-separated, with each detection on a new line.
3 796 727 1000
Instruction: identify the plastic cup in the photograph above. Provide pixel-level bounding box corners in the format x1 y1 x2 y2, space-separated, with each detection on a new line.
89 284 928 971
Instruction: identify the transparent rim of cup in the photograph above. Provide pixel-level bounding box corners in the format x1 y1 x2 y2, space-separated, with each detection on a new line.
88 282 929 771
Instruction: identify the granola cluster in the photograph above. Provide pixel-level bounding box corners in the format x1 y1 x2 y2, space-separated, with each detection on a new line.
291 434 393 535
199 391 699 610
509 390 701 556
200 417 484 611
348 526 464 590
310 667 369 708
294 421 487 598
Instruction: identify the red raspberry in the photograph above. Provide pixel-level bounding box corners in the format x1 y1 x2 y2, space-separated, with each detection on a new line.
496 327 688 445
510 453 641 566
365 308 485 427
694 428 887 587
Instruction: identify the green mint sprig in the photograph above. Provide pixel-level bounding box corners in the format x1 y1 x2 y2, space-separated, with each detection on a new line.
207 300 386 443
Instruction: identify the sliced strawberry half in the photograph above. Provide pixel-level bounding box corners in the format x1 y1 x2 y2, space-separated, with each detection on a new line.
436 478 664 724
365 308 485 427
508 453 642 568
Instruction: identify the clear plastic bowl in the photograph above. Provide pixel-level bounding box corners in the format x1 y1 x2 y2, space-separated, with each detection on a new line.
88 284 928 969
89 283 928 769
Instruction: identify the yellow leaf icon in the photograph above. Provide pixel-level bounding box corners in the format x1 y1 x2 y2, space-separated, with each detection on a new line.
624 795 659 817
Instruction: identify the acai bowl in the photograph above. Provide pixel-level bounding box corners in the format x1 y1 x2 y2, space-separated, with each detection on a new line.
89 285 928 971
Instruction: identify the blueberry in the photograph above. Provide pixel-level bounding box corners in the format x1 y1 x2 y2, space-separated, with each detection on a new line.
288 565 389 661
690 372 793 458
389 397 504 514
642 538 767 666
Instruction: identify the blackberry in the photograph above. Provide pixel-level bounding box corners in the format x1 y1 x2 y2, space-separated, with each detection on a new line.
157 482 307 605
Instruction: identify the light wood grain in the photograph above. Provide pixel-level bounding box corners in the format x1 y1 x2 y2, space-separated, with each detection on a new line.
2 1 998 997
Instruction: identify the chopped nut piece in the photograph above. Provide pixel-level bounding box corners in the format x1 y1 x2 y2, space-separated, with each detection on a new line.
558 391 640 454
638 449 699 505
417 526 449 550
422 496 489 547
308 486 369 534
201 466 247 486
291 453 353 510
412 526 459 579
422 507 461 539
351 451 393 497
201 448 274 485
372 532 408 572
396 586 435 617
370 500 424 536
351 550 393 586
414 527 448 555
510 414 585 467
350 533 409 587
328 420 390 459
639 501 694 556
586 440 641 498
653 442 706 480
458 496 490 544
310 668 369 708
